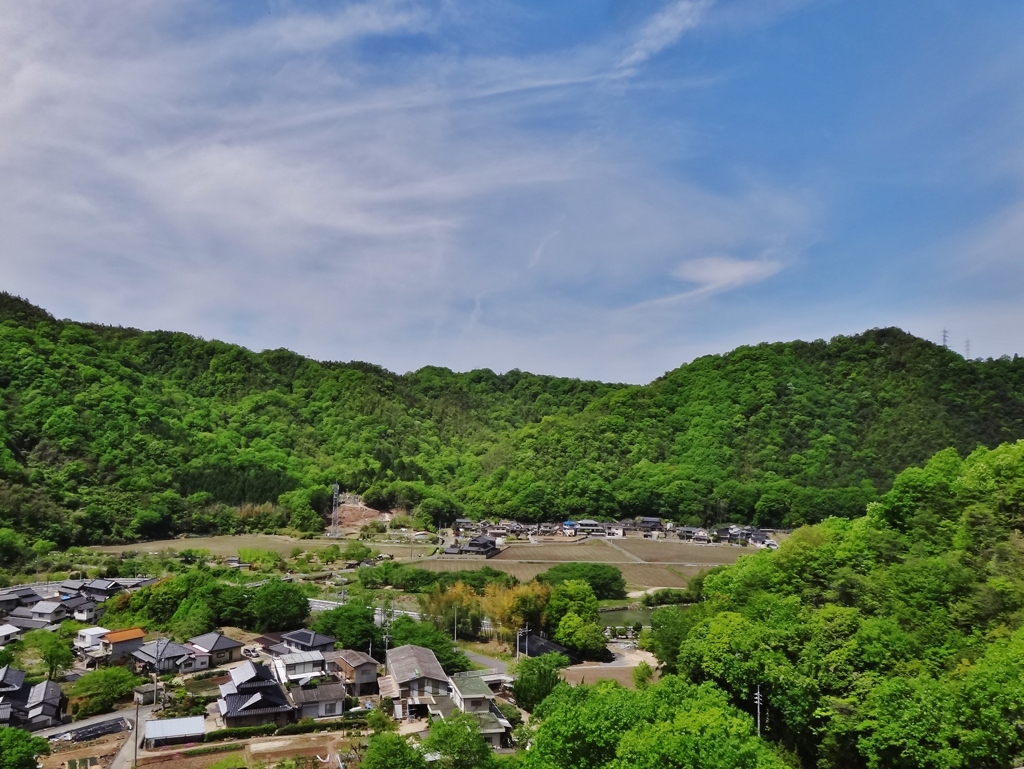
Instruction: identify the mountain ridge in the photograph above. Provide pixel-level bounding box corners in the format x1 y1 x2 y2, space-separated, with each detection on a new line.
2 291 1023 547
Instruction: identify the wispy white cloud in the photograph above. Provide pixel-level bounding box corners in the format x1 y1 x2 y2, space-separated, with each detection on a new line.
619 0 713 71
0 0 826 381
673 255 784 293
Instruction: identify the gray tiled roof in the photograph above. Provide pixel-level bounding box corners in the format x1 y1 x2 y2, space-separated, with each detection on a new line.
386 645 446 684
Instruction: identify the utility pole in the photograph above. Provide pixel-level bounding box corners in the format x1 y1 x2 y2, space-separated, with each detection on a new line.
453 606 458 643
133 699 139 768
754 685 763 738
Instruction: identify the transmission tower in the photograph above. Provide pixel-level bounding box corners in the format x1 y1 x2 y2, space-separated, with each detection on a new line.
942 329 949 348
965 339 971 358
331 483 340 538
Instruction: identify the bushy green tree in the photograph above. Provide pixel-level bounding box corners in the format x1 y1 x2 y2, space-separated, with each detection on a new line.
249 579 308 632
0 727 50 769
360 733 425 769
512 653 569 712
421 712 495 769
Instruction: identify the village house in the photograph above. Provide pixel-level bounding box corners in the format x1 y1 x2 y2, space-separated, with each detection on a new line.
379 645 449 720
0 665 66 731
288 681 348 719
217 661 293 728
101 627 146 661
29 600 67 625
0 624 21 646
281 628 336 654
188 632 244 665
74 626 110 653
272 651 326 684
324 649 379 696
133 639 210 674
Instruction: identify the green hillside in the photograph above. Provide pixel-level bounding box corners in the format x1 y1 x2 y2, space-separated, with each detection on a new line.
1 291 1023 548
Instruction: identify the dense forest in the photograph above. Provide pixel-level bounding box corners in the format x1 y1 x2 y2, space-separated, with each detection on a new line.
2 291 1024 548
639 440 1024 768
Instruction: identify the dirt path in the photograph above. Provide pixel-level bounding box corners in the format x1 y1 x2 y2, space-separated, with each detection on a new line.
602 538 645 562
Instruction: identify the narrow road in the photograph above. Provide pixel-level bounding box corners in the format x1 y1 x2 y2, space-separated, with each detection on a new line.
463 650 508 674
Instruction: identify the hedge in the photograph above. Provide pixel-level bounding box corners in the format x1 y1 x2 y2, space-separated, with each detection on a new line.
181 745 244 757
204 725 277 742
275 718 367 736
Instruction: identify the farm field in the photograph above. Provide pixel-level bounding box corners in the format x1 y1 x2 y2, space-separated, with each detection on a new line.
91 534 435 559
416 560 551 582
611 538 746 565
492 540 621 562
617 563 696 589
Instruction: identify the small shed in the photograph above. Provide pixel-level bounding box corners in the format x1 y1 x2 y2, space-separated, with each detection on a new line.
133 683 163 705
144 715 206 748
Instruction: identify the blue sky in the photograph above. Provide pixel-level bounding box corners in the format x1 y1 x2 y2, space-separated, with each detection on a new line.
2 1 1022 382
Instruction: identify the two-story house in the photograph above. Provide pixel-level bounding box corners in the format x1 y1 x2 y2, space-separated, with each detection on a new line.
30 601 67 625
379 645 449 720
216 661 293 728
272 651 326 685
101 628 146 661
325 649 379 696
281 629 336 654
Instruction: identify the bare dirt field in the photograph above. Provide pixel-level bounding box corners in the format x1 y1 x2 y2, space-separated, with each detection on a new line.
617 563 696 589
91 534 311 557
492 540 621 562
612 539 746 565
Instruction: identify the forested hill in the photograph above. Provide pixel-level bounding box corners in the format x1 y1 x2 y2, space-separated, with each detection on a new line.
2 291 1024 547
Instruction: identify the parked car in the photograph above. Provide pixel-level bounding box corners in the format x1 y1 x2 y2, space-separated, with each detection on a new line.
243 648 260 659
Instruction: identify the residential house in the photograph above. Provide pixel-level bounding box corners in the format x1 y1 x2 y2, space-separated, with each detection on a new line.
444 672 511 748
30 601 68 625
217 661 293 728
62 595 99 623
79 579 123 602
0 587 42 614
281 629 336 654
288 681 348 719
325 649 379 696
379 645 449 720
575 520 605 536
272 651 326 684
101 628 146 661
638 517 664 532
74 626 110 653
0 624 21 646
4 608 51 633
0 665 66 731
561 521 578 537
459 535 499 557
188 632 244 666
133 639 210 674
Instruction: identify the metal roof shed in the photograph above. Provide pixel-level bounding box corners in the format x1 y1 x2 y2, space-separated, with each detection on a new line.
144 715 206 748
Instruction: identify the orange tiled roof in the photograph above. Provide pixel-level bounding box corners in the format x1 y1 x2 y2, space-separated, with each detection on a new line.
103 627 145 643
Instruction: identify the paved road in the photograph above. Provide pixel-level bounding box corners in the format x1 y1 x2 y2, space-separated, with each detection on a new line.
463 650 508 674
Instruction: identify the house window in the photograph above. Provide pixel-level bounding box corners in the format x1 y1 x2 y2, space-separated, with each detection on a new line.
325 703 336 715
